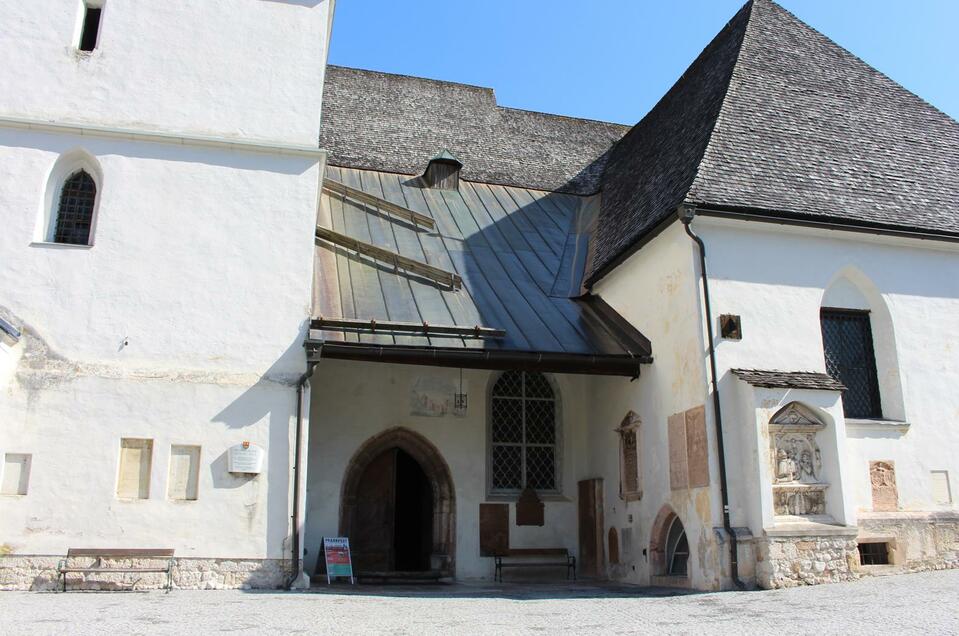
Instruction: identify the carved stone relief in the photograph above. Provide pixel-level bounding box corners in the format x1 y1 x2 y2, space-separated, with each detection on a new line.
616 411 642 501
870 461 898 512
768 403 828 518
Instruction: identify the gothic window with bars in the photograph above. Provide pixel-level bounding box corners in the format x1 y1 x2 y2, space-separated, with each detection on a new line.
53 170 97 245
489 371 558 494
821 308 882 419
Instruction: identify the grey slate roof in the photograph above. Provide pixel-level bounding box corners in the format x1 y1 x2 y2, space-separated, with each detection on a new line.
588 0 959 282
319 66 630 195
731 369 845 391
311 166 650 368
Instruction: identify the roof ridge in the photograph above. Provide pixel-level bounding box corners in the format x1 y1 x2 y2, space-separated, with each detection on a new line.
326 64 497 96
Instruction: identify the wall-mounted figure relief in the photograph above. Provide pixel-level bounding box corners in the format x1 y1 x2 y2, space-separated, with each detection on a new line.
768 403 829 518
616 411 642 501
870 460 898 512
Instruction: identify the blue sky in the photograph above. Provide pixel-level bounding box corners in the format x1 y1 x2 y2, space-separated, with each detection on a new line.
328 0 959 125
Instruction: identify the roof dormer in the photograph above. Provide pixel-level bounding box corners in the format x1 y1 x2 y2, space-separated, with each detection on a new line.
422 149 462 190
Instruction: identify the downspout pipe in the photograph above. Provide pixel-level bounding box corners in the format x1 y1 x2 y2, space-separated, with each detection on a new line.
287 361 316 590
679 205 745 590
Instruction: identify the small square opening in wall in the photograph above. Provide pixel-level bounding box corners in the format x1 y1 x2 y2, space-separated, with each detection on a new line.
858 541 890 566
79 4 103 52
2 453 32 495
719 314 742 340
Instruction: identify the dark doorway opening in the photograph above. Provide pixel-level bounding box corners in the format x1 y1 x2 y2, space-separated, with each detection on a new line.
350 447 433 575
393 449 433 571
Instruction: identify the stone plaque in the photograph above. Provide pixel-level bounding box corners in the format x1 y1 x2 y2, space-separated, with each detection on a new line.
479 503 509 556
515 486 545 526
685 405 709 488
668 412 688 490
608 527 620 565
870 461 898 512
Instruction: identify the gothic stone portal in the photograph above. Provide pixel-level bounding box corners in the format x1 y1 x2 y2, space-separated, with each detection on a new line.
339 428 455 576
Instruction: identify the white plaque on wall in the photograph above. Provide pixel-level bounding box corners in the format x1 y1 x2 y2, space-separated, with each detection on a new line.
228 442 264 474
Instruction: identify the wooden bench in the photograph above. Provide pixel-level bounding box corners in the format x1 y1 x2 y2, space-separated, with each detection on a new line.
58 548 175 592
494 548 576 582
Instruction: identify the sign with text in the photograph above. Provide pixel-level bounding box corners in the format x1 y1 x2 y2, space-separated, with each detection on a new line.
323 537 355 584
228 442 264 474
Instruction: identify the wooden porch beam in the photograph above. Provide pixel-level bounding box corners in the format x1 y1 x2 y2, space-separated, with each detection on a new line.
311 317 505 339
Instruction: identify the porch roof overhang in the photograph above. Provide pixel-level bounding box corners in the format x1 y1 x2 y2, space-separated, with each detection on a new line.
304 339 650 378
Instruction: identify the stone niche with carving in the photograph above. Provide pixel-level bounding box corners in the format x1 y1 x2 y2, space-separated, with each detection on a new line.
768 403 828 518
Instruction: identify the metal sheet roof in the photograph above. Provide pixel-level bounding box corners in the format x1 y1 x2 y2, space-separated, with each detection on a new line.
310 166 650 374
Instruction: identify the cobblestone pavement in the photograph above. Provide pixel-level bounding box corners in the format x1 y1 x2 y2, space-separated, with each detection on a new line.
2 569 957 635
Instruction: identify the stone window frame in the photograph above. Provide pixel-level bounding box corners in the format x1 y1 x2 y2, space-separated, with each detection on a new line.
615 411 642 501
486 370 563 500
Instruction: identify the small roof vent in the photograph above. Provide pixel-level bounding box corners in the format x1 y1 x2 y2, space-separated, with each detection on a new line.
422 149 462 190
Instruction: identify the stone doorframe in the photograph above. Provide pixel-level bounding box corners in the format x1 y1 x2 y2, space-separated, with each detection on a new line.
339 427 456 574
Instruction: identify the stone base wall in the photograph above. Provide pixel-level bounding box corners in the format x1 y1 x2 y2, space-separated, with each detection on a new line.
755 534 860 589
858 512 959 573
0 556 291 591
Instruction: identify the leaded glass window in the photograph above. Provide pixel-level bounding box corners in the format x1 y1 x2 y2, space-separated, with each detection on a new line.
53 170 97 245
489 371 558 494
821 308 882 419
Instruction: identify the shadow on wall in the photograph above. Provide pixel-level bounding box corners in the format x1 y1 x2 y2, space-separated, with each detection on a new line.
208 319 311 558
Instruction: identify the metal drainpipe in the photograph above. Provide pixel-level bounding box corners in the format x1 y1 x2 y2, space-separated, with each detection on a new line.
287 361 316 590
679 206 745 590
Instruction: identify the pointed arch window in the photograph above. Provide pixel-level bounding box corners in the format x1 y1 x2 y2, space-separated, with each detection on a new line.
53 169 97 245
489 371 559 495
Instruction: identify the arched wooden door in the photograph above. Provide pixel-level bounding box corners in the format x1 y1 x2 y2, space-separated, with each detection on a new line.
350 448 398 572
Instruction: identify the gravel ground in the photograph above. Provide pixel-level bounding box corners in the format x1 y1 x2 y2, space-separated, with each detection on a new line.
2 569 957 635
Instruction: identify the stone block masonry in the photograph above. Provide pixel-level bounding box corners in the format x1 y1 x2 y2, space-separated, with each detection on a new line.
755 535 860 589
0 557 290 591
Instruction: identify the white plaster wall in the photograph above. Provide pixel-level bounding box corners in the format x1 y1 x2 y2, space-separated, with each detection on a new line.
1 375 296 558
697 217 959 516
590 222 727 590
304 360 589 580
0 128 318 374
0 0 333 145
0 125 321 560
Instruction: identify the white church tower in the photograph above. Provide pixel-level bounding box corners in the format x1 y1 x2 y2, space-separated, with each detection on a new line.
0 1 335 589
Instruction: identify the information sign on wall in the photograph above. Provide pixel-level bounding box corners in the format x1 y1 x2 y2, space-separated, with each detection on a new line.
323 537 355 584
228 442 264 474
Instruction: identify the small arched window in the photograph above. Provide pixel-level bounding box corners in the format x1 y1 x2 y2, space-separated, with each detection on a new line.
53 169 97 245
489 370 558 495
665 515 689 576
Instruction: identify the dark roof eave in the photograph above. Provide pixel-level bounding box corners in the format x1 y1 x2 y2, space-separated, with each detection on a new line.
305 340 651 378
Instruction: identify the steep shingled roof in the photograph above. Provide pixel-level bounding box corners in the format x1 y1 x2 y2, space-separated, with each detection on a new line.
588 0 959 282
319 66 630 194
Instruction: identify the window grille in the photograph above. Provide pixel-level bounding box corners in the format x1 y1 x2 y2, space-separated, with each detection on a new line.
857 542 889 566
53 170 97 245
489 371 557 494
820 308 882 419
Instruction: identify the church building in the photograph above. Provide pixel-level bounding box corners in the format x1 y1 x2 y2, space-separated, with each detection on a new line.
2 0 957 591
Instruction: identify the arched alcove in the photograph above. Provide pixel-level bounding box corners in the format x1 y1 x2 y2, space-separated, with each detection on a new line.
38 148 104 245
821 267 905 420
649 504 689 579
339 427 455 575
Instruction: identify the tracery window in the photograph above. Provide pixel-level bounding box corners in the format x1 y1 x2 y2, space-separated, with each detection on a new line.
489 371 558 495
53 169 97 245
665 515 689 576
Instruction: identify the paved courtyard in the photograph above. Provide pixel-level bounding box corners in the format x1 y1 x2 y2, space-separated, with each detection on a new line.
2 569 957 635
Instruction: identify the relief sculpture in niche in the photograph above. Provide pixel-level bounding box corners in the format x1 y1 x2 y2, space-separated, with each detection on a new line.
768 403 828 517
870 461 898 512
